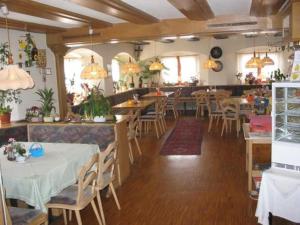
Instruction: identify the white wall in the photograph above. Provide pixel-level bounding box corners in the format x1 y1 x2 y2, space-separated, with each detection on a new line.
140 35 286 85
0 28 58 121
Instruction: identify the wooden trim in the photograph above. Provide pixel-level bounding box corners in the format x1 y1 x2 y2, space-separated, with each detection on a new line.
0 17 65 33
250 0 287 17
168 0 214 20
68 0 159 24
2 0 111 28
59 16 283 45
291 1 300 40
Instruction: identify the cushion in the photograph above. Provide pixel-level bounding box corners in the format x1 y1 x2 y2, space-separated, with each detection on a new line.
9 207 44 225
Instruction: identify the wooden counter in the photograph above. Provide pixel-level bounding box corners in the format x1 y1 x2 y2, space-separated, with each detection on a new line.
0 122 28 145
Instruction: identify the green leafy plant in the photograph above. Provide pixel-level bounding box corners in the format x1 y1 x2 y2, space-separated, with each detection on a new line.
35 88 55 117
0 90 22 115
82 84 111 119
271 69 286 81
0 42 9 66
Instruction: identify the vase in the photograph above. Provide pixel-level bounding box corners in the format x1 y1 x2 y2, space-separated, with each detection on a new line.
93 116 106 123
0 112 11 124
43 116 54 122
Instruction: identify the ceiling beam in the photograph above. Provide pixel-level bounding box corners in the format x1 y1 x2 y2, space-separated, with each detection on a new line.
0 0 111 28
0 18 66 33
250 0 287 17
168 0 214 20
58 16 283 45
68 0 159 24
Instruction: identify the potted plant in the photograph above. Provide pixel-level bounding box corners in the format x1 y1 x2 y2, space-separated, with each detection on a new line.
271 68 286 82
81 85 112 122
35 88 55 122
25 106 43 122
0 90 21 124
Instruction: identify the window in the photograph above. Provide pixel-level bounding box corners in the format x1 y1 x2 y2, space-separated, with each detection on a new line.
237 53 280 80
111 59 120 82
161 55 198 84
64 58 83 94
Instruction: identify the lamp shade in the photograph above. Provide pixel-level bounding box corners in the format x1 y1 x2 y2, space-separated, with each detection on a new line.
121 58 141 74
80 55 107 80
204 57 217 69
262 52 274 66
0 65 34 90
246 52 263 68
149 58 164 71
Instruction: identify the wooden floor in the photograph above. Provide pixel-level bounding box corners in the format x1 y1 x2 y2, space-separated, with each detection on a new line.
51 117 297 225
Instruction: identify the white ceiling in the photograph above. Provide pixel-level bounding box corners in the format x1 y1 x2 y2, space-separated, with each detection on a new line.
207 0 252 16
121 0 185 20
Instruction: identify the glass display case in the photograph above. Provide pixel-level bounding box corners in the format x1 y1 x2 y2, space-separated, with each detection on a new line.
272 82 300 171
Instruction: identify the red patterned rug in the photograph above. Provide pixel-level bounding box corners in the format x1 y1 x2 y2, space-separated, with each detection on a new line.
160 118 203 155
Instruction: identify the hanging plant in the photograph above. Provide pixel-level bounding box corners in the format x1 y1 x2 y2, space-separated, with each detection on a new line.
21 33 37 67
0 42 9 67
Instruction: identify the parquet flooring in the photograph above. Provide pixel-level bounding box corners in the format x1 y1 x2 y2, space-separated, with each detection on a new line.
51 117 297 225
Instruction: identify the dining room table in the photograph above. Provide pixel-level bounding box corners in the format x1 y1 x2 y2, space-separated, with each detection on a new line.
112 99 156 114
0 142 99 212
141 91 174 98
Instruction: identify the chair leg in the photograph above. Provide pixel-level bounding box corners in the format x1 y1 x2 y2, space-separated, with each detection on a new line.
69 210 72 221
221 120 226 136
134 137 142 155
75 210 83 225
154 121 160 139
128 141 134 164
96 193 106 225
91 199 103 225
208 115 213 132
109 183 121 210
63 209 68 225
117 161 122 186
216 116 220 126
158 119 163 134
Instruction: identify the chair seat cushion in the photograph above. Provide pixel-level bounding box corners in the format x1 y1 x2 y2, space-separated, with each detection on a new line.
48 185 94 205
9 207 45 225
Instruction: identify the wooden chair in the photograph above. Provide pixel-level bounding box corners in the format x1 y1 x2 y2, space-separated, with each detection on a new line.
46 154 102 225
128 110 142 164
95 141 121 225
165 88 181 119
194 91 208 118
220 100 241 137
139 98 166 139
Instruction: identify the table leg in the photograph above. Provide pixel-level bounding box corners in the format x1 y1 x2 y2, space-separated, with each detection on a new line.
248 141 253 192
268 212 272 225
246 140 249 172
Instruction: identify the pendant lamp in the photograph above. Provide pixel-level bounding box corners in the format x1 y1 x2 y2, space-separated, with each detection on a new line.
204 56 217 69
149 57 164 71
262 51 274 66
0 5 34 90
121 57 141 74
246 51 264 68
149 41 163 71
80 26 107 80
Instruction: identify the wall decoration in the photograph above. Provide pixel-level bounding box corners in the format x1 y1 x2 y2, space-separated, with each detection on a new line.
210 46 223 59
212 60 223 72
18 33 37 67
36 49 47 68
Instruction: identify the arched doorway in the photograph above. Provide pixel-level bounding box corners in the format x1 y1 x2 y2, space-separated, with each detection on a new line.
64 48 104 105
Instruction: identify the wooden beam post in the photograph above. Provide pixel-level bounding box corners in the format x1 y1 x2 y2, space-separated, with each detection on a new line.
47 34 69 118
291 1 300 41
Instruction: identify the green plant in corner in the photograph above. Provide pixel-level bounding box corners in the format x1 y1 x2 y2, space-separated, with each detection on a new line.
271 68 286 82
35 88 55 117
0 90 21 115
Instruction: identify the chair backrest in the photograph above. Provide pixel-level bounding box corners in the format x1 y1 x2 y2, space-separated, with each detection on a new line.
77 153 99 203
220 100 240 119
0 173 12 225
194 91 208 105
128 109 140 139
97 141 118 186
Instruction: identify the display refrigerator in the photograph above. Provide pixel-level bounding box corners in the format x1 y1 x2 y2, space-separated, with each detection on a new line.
272 82 300 171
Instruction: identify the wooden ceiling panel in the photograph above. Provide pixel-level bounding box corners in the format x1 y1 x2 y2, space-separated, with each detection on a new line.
0 0 111 28
68 0 159 24
0 18 65 33
250 0 287 17
168 0 214 20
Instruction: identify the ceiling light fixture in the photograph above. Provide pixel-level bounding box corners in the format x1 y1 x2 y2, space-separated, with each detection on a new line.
204 56 217 69
179 35 195 39
0 4 34 90
162 36 177 40
262 36 274 66
80 26 107 80
246 37 264 68
149 41 163 71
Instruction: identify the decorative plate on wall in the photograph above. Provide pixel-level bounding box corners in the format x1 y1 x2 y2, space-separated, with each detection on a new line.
210 46 222 59
212 60 223 72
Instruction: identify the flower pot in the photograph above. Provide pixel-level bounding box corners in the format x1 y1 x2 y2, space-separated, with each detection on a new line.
43 116 54 123
0 112 11 124
93 116 106 123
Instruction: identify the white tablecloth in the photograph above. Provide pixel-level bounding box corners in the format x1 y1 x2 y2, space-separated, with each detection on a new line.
0 142 99 212
256 167 300 225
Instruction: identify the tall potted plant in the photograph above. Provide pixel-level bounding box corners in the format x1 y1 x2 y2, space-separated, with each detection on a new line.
35 88 55 122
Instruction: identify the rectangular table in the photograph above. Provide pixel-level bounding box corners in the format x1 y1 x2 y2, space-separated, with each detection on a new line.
112 99 155 113
142 91 174 98
0 142 99 212
243 123 272 192
256 168 300 225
